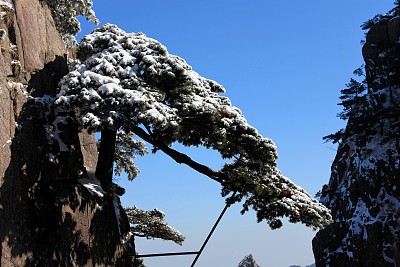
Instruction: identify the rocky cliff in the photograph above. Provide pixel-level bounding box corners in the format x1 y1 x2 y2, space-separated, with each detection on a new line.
0 0 132 266
313 5 400 267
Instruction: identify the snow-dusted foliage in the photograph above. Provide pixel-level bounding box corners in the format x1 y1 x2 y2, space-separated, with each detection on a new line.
125 206 185 245
0 0 14 10
114 130 148 180
40 0 98 45
55 24 331 229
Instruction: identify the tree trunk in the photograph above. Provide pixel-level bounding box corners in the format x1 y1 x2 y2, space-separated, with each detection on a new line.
96 128 117 189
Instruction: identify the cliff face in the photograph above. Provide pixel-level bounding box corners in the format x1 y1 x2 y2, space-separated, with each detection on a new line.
0 1 131 266
313 10 400 267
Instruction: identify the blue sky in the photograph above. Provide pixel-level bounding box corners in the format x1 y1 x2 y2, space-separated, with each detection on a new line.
80 1 394 266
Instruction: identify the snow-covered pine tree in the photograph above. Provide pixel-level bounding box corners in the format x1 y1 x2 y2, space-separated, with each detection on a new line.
40 0 99 46
55 24 331 230
125 206 185 245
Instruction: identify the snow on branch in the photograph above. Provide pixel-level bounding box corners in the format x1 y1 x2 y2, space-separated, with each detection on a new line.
41 0 99 46
125 206 185 245
114 130 148 180
55 24 332 229
0 0 14 10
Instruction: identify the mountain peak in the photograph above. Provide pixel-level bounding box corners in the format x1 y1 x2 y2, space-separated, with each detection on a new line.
238 254 261 267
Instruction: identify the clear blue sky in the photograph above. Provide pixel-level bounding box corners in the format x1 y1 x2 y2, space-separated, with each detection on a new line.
79 1 394 266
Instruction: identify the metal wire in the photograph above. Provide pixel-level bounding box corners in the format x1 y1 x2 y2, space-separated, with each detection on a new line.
135 192 236 267
136 251 199 258
190 192 236 267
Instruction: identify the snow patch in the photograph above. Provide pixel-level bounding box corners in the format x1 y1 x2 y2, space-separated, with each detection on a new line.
0 28 6 41
383 250 394 264
48 153 56 163
0 0 14 10
2 138 11 147
52 116 69 152
78 171 106 197
113 195 132 244
11 60 20 66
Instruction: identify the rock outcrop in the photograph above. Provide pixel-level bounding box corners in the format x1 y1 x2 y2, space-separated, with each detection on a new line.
0 1 132 266
238 254 261 267
313 6 400 267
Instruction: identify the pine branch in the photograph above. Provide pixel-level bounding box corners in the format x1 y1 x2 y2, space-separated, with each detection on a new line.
131 126 225 184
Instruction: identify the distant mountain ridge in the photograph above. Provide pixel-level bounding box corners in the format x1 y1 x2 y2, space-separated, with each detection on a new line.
238 254 261 267
237 255 315 267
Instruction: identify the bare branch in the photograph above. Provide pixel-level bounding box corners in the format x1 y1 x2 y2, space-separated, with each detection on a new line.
131 126 224 184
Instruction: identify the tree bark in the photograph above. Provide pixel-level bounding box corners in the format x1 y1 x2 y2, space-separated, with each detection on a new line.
96 128 117 189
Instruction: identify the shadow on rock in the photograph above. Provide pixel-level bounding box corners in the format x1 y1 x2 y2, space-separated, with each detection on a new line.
0 56 134 266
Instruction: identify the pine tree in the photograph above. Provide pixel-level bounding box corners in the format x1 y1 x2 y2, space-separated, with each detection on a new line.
360 2 400 30
322 128 345 144
41 0 99 45
337 67 367 121
125 207 184 245
323 67 367 144
54 24 331 230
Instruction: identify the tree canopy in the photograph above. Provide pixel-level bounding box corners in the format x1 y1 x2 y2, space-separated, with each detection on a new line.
55 24 331 230
125 206 185 245
42 0 98 45
337 66 367 121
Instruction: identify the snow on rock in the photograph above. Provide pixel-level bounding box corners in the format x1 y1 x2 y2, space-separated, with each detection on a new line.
315 106 400 265
238 254 261 267
52 116 68 152
78 170 106 197
0 0 14 10
314 9 400 266
0 28 5 41
2 138 11 147
113 195 132 244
